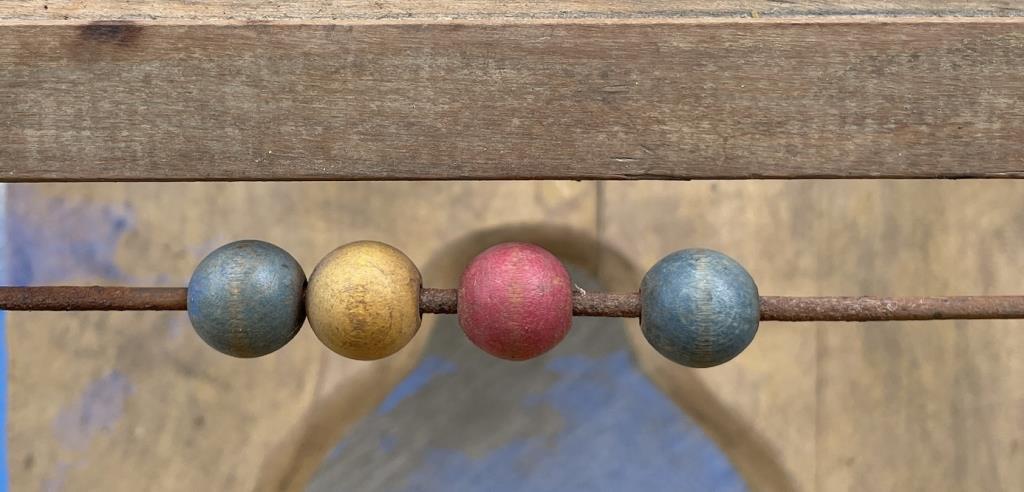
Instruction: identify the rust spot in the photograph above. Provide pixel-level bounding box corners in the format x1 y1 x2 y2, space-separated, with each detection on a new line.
78 21 143 44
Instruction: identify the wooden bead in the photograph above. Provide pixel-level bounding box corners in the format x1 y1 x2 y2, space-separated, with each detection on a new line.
187 240 306 358
306 241 422 360
640 249 759 368
458 242 572 361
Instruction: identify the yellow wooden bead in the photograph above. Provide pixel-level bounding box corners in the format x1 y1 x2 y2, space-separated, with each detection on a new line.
306 241 422 360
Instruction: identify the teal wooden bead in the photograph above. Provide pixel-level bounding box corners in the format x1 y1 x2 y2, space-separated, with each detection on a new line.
640 249 759 368
187 240 306 358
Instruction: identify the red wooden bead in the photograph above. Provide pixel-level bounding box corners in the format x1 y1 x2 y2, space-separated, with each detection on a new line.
458 242 573 360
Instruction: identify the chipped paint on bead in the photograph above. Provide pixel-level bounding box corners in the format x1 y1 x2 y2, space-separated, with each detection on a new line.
306 241 422 360
640 249 759 368
187 240 306 358
458 242 573 361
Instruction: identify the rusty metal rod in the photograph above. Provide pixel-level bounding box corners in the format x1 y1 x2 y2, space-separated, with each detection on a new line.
421 289 642 317
1 287 1024 322
0 287 187 311
2 287 1024 321
422 291 1024 320
758 296 1024 321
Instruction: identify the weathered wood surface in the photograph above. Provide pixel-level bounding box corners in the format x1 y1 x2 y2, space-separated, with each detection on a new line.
5 1 1024 489
2 18 1024 181
3 1 1023 20
5 181 600 491
600 180 1024 490
9 180 1024 491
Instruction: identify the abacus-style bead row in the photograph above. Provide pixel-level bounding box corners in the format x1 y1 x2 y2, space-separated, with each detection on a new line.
187 240 760 367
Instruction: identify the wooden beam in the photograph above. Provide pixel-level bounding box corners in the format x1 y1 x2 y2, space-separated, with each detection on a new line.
2 18 1023 181
3 1 1023 21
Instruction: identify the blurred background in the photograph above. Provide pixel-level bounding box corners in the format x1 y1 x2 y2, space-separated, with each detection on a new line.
4 180 1023 491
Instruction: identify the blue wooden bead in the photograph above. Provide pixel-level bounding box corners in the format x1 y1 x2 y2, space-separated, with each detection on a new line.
640 249 759 368
187 240 306 358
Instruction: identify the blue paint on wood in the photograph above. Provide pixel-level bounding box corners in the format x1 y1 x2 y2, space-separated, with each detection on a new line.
6 189 134 285
187 240 306 358
379 434 398 454
53 371 133 452
324 356 457 463
375 356 457 416
325 441 351 463
641 249 760 368
309 271 747 492
399 352 745 492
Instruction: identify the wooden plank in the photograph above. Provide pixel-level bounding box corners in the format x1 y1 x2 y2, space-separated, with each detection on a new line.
1 18 1023 181
11 180 1024 490
599 180 1024 490
2 1 1022 21
6 181 599 491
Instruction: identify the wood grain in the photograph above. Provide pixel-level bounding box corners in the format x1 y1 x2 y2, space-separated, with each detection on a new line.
2 1 1023 21
599 180 1024 490
2 19 1023 181
9 181 1024 491
5 181 599 491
